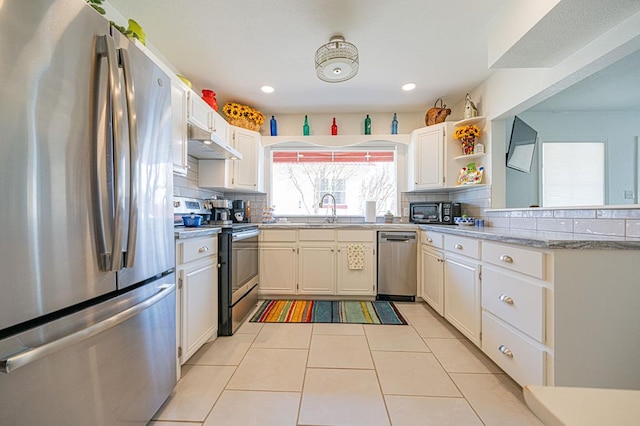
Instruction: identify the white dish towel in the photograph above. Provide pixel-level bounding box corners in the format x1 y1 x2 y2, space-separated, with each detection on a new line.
347 243 365 270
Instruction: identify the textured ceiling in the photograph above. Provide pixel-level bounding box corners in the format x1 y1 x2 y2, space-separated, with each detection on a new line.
530 49 640 111
108 0 507 113
491 0 640 68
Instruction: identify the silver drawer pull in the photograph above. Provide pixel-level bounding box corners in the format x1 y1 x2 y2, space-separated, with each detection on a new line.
499 254 513 263
427 238 433 243
499 294 514 305
454 243 463 250
198 246 209 253
499 345 513 358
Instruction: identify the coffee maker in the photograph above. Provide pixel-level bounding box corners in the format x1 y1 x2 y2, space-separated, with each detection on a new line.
232 200 250 223
211 199 232 225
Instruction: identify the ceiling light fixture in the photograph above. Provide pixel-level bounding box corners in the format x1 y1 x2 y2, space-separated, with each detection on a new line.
315 35 359 83
402 83 416 91
261 85 274 93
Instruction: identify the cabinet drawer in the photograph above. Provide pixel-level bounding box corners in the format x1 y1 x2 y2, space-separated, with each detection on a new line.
337 230 374 242
482 266 545 341
483 241 545 279
260 229 297 242
299 229 335 241
444 235 480 259
482 312 545 386
179 236 217 264
421 231 443 249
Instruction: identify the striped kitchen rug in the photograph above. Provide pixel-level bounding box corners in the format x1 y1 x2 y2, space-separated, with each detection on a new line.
250 300 408 325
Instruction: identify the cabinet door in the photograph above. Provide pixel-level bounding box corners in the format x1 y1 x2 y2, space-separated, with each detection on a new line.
421 246 444 316
444 253 481 346
231 127 262 191
412 126 444 189
187 91 212 131
336 243 375 296
259 245 297 295
298 243 336 294
210 110 229 146
180 260 217 363
171 81 188 175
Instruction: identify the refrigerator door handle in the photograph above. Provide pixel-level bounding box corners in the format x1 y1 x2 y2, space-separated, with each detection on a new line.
0 284 175 374
94 35 125 271
119 48 139 268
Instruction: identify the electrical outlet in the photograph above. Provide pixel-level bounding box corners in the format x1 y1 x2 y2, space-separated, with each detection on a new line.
403 207 409 216
624 190 634 199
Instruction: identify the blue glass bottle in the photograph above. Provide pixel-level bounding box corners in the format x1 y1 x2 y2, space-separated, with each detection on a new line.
391 113 398 134
270 115 277 136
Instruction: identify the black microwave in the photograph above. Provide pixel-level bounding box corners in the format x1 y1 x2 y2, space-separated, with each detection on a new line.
409 202 461 225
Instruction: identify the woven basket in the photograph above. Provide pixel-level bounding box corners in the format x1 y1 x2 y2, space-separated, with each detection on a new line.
225 115 260 131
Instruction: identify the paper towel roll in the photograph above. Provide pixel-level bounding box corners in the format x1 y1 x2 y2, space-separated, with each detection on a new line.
365 201 376 223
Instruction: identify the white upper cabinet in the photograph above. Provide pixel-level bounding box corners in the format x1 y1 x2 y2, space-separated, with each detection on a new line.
407 123 445 190
171 79 189 175
198 126 264 192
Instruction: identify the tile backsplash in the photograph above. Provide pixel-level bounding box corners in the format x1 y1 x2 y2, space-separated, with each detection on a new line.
173 156 224 200
485 207 640 238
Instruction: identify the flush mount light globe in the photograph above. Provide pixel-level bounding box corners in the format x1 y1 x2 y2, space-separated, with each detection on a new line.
315 35 359 83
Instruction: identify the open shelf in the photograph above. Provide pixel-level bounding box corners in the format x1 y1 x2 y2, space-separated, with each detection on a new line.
453 116 486 127
262 134 410 147
453 153 486 161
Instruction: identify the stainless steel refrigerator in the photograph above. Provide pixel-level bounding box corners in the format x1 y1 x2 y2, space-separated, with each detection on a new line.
0 1 176 424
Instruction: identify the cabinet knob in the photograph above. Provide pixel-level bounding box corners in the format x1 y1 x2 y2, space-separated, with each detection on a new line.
427 238 433 243
498 345 513 358
454 243 463 250
198 246 209 253
499 294 514 305
291 248 296 252
499 254 513 263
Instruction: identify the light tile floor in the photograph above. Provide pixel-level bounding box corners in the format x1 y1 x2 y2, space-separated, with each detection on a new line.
149 301 543 425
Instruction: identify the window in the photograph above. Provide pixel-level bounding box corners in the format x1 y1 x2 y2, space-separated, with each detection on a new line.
542 141 605 207
271 148 397 216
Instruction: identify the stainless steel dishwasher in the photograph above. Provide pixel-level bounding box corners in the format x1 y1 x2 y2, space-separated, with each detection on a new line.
377 231 417 301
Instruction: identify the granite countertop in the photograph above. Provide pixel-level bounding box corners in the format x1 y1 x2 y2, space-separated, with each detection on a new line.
256 222 640 249
174 226 222 239
419 224 640 250
259 222 419 231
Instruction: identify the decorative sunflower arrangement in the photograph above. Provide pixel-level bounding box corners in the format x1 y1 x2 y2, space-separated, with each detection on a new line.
222 102 265 131
454 124 482 155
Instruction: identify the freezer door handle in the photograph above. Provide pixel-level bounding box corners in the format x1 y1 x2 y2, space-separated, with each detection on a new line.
0 284 175 374
119 47 139 268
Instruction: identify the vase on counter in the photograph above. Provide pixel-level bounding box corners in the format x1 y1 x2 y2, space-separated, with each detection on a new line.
461 137 475 155
201 89 218 111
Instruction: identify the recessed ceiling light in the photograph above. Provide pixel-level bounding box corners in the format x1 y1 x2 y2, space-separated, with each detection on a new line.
402 82 416 91
261 85 275 93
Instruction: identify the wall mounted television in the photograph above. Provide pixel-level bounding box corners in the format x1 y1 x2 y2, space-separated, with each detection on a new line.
506 116 538 173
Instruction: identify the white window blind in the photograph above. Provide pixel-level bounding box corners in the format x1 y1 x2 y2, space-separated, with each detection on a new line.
542 141 605 207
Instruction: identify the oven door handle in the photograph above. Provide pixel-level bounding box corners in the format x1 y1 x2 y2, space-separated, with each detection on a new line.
232 229 260 241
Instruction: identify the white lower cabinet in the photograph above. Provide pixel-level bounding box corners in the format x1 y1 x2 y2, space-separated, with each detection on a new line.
175 235 218 366
258 229 376 297
443 252 481 346
259 244 297 295
420 245 444 315
337 242 376 295
299 243 336 295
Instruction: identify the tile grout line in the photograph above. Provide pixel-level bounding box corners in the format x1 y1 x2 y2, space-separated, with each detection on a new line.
362 324 394 426
295 324 313 426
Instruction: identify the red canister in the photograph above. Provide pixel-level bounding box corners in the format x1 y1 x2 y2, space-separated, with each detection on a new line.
201 89 218 111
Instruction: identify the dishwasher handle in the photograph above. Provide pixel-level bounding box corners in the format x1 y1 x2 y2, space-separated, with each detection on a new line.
378 232 417 243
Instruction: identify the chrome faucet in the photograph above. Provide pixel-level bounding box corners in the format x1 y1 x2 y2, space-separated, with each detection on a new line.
319 193 337 223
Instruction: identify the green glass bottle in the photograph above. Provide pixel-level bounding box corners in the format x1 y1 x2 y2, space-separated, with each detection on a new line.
364 114 371 135
303 115 310 136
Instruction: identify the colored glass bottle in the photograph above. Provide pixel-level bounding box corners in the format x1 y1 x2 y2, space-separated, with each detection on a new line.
391 113 398 134
331 117 338 135
303 115 310 136
364 114 371 135
270 115 277 136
